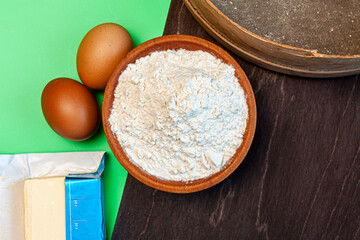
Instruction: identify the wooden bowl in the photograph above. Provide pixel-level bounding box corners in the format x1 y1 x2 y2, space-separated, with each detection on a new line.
103 35 256 193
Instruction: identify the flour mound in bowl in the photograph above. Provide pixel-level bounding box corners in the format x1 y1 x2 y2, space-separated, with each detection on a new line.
109 49 248 181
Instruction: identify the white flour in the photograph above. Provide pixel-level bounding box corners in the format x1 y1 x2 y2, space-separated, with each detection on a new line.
109 49 248 181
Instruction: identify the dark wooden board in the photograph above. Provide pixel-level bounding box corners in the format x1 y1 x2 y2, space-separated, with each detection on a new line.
111 0 360 239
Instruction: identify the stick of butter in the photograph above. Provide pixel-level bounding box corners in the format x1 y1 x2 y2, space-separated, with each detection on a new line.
24 177 66 240
24 177 105 240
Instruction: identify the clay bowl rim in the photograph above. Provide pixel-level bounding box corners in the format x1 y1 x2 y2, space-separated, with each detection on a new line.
102 34 256 193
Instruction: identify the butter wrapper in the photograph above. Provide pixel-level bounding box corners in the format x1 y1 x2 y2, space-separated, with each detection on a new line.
65 178 106 240
0 151 106 240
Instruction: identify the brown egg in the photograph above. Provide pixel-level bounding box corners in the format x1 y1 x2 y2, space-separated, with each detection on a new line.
76 23 133 90
41 78 100 141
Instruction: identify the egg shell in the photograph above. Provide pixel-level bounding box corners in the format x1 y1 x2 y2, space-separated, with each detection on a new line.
77 23 133 90
41 78 100 141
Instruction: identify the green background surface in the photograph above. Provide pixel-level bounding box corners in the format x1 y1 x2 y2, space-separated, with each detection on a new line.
0 0 170 238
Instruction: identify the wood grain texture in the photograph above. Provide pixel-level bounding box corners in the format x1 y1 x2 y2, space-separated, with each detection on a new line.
112 0 360 239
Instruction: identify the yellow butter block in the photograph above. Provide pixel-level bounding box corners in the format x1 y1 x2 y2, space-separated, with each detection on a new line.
24 177 66 240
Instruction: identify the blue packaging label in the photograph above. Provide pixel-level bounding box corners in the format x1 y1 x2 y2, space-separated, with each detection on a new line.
65 178 106 240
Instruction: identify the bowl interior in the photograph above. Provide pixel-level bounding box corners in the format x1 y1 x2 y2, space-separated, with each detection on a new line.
102 35 256 193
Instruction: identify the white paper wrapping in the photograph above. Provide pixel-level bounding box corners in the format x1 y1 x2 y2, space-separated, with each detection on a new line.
0 151 106 240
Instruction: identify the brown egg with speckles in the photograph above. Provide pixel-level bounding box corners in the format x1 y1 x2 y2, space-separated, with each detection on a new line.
41 78 100 141
77 23 133 90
